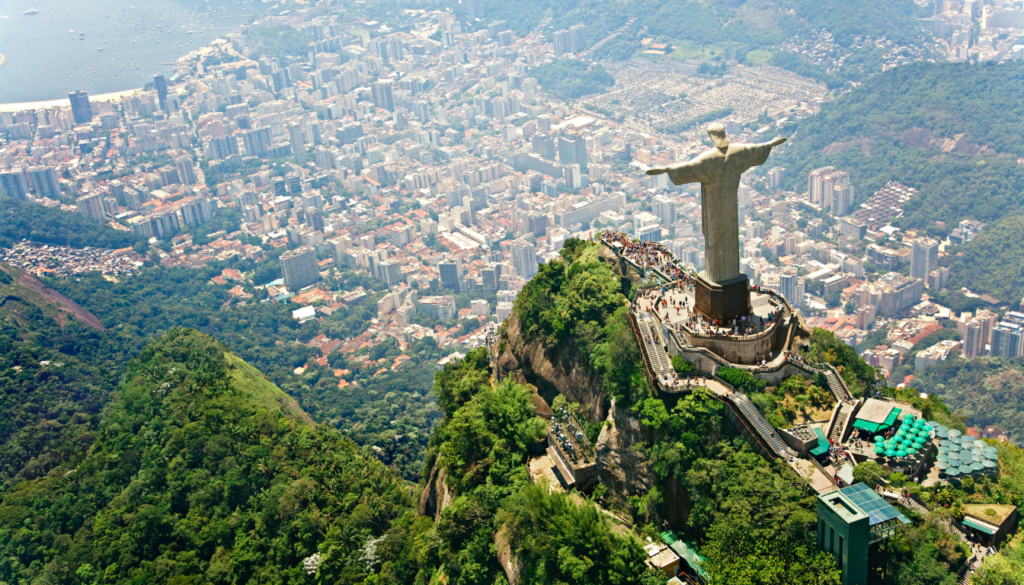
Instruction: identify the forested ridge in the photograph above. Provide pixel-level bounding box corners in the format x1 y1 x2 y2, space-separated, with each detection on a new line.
480 0 926 82
945 214 1024 305
0 198 143 249
775 61 1024 230
0 329 418 584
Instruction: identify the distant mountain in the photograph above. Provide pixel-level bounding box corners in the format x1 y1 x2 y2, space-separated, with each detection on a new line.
480 0 928 82
0 263 112 490
774 61 1024 231
946 214 1024 306
0 329 414 584
913 356 1024 445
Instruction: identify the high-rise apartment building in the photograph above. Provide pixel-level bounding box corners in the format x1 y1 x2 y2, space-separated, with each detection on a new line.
418 295 457 321
990 322 1024 358
0 169 29 200
281 247 320 291
180 199 215 227
509 238 538 280
439 258 462 293
175 156 199 186
910 238 939 281
653 195 677 228
371 81 394 111
77 192 106 221
27 166 61 199
68 90 93 125
288 121 306 164
831 183 855 216
808 166 836 205
766 167 786 190
154 74 169 112
557 135 588 171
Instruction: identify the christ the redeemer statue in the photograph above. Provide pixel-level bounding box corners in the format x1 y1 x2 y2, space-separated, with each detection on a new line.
647 124 786 285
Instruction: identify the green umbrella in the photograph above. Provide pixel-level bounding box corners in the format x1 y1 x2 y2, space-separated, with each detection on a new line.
919 430 931 438
937 454 948 462
984 446 998 454
973 440 986 449
937 430 950 438
874 435 885 443
904 447 918 456
937 425 949 433
928 421 940 428
949 429 962 438
936 462 949 470
896 449 907 458
913 441 926 450
874 446 885 455
946 467 961 476
885 449 897 457
982 460 997 469
985 451 999 460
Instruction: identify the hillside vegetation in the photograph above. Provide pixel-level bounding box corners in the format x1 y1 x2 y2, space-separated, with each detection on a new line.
776 61 1024 229
484 0 926 81
528 60 615 100
913 357 1024 445
0 329 416 584
0 198 143 249
511 239 641 403
946 214 1024 305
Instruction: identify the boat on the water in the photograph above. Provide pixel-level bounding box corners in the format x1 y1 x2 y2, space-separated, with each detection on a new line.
24 9 40 15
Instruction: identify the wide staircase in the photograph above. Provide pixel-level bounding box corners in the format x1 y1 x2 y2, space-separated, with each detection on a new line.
637 312 674 383
725 392 799 460
823 366 853 402
828 402 856 445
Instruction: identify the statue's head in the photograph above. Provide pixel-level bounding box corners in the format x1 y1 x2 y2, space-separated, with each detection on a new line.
707 123 729 149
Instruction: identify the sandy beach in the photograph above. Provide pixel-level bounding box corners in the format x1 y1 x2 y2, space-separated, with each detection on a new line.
0 88 145 113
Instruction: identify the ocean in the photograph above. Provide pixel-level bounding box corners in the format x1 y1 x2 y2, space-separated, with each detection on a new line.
0 0 255 104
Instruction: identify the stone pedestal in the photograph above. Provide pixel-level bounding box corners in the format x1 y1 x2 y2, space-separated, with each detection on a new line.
694 273 750 323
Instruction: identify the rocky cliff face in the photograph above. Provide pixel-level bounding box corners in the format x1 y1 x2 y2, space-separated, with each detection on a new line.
594 397 655 499
418 459 455 521
497 311 609 423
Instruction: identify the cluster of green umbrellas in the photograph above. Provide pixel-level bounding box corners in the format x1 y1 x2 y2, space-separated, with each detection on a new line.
873 415 934 458
936 435 998 476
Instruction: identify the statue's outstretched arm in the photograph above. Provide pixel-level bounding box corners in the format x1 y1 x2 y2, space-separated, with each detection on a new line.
646 157 707 186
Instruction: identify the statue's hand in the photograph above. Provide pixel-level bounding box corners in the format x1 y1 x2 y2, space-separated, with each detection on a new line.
770 136 787 147
646 167 668 176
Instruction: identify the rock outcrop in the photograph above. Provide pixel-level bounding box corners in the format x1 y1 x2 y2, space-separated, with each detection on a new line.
497 312 608 423
595 397 654 498
494 525 522 585
418 459 455 521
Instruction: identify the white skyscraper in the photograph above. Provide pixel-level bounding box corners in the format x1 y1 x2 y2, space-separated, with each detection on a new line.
510 238 538 280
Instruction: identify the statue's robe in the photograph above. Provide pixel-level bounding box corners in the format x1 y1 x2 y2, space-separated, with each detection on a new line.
665 142 774 284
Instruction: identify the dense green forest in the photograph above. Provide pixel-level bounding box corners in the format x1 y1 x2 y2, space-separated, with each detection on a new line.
775 61 1024 229
0 198 142 249
424 348 658 583
527 60 615 100
47 265 448 482
0 329 418 584
946 214 1024 305
482 0 926 81
913 356 1024 446
511 239 641 404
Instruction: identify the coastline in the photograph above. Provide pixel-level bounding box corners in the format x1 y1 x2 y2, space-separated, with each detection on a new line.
0 88 145 112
